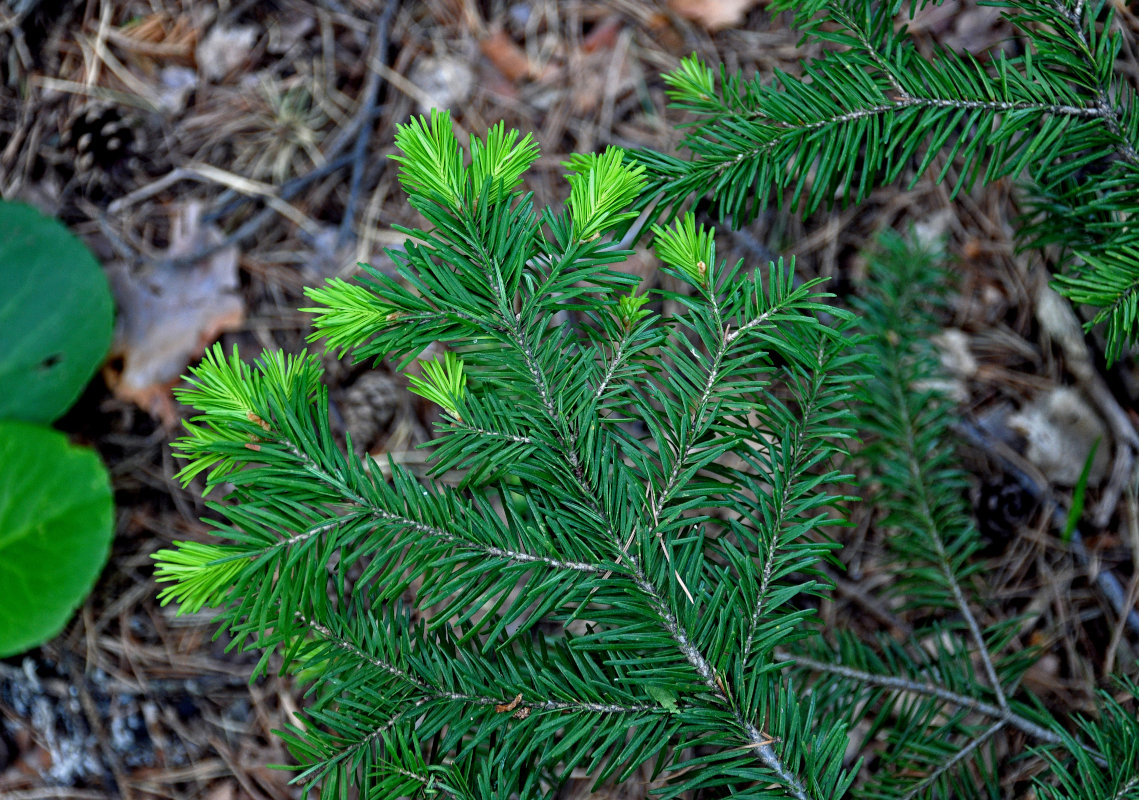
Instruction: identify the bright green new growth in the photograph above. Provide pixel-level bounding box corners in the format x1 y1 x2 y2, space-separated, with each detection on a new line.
469 121 540 206
300 278 395 357
390 109 542 214
154 0 1139 793
406 351 466 419
615 290 651 329
153 541 247 615
638 0 1139 363
154 111 861 798
651 212 717 287
565 146 647 241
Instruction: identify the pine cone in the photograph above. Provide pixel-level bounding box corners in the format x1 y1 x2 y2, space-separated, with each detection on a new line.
61 103 136 175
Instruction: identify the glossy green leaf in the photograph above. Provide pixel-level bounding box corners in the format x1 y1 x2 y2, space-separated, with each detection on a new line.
0 201 114 424
0 421 114 656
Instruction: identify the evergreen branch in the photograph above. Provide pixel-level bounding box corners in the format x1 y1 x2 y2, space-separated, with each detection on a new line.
1046 0 1139 164
898 719 1006 800
852 233 1009 712
881 336 1008 710
1031 677 1139 799
592 332 632 401
642 296 725 533
636 574 814 800
269 425 602 576
484 210 826 795
780 653 1063 746
161 115 863 798
444 421 534 445
740 332 844 667
515 302 816 798
738 95 1114 139
302 617 655 714
264 505 600 575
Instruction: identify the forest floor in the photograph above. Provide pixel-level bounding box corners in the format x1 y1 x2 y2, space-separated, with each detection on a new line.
1 0 1137 798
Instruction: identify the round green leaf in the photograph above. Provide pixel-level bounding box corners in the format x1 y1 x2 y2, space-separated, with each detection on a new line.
0 201 114 424
0 421 114 657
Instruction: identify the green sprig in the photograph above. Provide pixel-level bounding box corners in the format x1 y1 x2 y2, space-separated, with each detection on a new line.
302 278 398 356
406 351 466 419
391 109 465 211
651 212 716 287
564 146 646 241
470 121 541 206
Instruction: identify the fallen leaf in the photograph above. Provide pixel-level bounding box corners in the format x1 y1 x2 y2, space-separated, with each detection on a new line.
481 29 531 83
105 202 244 423
408 55 474 114
582 16 623 53
196 24 258 81
1008 387 1111 487
669 0 760 32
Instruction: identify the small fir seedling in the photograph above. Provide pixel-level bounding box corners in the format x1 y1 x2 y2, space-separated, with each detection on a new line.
155 112 860 798
155 0 1139 794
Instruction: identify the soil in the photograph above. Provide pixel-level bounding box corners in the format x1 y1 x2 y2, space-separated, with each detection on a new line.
1 1 1137 798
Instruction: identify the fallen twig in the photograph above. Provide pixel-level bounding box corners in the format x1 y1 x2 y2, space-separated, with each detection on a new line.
955 417 1139 637
155 152 356 270
338 0 400 248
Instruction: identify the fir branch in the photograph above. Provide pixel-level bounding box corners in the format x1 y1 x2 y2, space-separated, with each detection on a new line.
302 617 656 715
880 328 1008 710
740 331 849 669
1045 0 1139 165
899 719 1007 800
781 652 1064 746
160 115 859 798
464 184 826 795
637 0 1139 363
271 419 600 575
851 233 1009 708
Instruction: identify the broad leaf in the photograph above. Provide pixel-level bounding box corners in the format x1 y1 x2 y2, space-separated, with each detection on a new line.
0 201 114 424
0 421 114 656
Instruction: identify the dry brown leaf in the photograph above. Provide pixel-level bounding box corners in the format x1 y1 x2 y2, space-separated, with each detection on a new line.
668 0 760 32
1008 387 1111 487
408 55 474 114
105 202 244 424
582 16 623 53
481 30 531 83
196 24 258 81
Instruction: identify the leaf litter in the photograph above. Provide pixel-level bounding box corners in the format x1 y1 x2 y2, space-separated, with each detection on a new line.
104 202 244 425
1 0 1137 797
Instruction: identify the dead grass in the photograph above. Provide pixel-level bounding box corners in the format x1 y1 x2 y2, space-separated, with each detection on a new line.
0 0 1137 797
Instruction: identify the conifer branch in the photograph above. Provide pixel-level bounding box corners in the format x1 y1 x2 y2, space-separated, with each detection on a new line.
302 618 657 714
898 720 1006 800
478 210 818 795
883 351 1008 710
782 653 1063 746
445 421 534 445
638 575 815 800
274 430 600 575
740 336 834 667
154 11 1139 788
160 115 858 798
1049 0 1139 165
510 295 815 796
